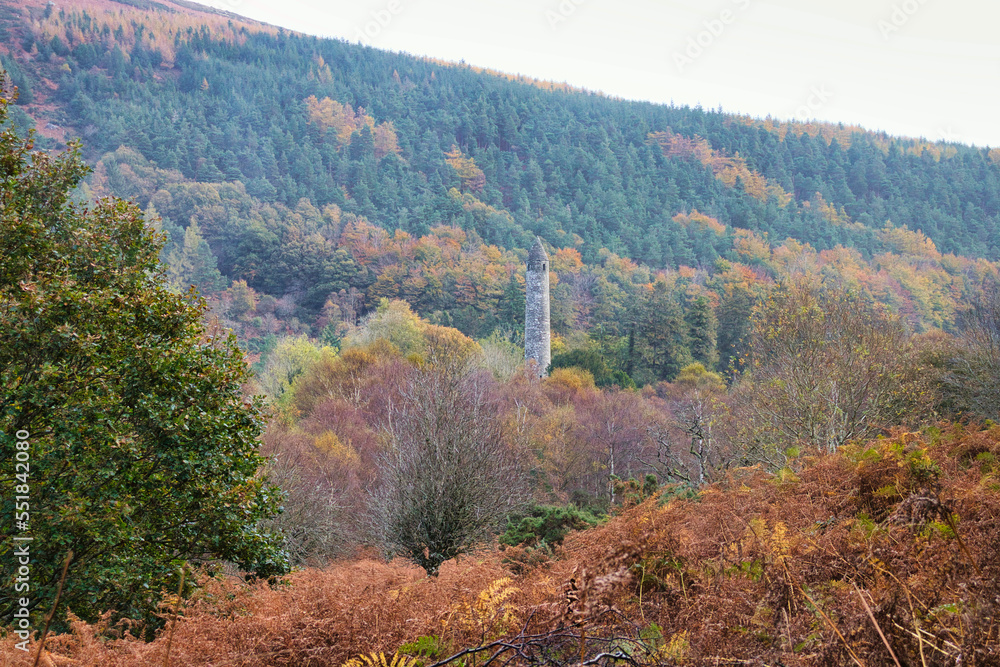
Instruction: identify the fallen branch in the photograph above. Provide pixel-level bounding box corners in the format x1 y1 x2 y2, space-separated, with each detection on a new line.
853 583 901 667
780 558 866 667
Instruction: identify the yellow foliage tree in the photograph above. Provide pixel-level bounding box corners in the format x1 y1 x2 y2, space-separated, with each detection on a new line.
444 145 485 192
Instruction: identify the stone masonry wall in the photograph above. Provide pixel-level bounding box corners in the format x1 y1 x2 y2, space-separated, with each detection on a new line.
525 238 551 375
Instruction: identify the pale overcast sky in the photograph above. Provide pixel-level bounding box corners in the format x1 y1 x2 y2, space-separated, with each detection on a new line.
191 0 1000 147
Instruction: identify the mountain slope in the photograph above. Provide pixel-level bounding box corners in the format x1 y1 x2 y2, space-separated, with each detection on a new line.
2 0 1000 381
3 0 999 264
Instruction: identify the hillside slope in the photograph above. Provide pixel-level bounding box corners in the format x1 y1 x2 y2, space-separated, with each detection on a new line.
2 0 999 264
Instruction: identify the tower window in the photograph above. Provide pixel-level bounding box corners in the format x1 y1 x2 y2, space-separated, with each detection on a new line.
542 262 547 271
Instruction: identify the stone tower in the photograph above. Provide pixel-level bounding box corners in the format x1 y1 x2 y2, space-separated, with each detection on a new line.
525 236 551 375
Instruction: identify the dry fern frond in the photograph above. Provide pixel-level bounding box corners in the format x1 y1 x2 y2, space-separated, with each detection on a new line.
559 542 640 626
656 629 691 663
342 652 419 667
474 577 519 619
448 576 522 638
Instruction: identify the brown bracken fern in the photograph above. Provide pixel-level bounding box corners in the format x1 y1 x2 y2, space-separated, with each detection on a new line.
342 652 419 667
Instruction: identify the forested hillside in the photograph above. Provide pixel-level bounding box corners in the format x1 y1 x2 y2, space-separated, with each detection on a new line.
4 1 1000 663
2 0 1000 382
5 0 1000 261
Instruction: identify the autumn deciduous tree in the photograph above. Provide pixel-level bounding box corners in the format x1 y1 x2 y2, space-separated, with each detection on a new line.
369 352 527 575
260 397 375 565
943 282 1000 419
737 280 928 463
647 363 732 485
574 389 649 504
444 145 486 193
0 92 286 626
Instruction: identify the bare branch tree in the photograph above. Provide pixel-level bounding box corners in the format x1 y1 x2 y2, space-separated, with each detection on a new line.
260 427 353 566
573 390 649 504
945 280 1000 419
370 355 528 575
643 363 733 486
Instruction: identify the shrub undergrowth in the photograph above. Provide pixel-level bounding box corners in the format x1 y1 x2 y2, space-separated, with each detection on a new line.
3 423 998 666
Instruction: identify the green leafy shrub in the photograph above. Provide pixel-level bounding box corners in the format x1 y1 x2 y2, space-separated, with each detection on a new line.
399 635 445 663
548 349 634 388
499 504 603 550
611 474 660 507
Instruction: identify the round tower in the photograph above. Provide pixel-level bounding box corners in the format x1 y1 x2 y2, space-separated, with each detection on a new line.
525 237 551 376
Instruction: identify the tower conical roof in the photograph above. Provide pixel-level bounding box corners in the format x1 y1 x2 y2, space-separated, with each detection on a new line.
528 236 548 263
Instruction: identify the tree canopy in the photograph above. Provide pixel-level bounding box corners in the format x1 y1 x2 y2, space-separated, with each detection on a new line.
0 86 287 626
